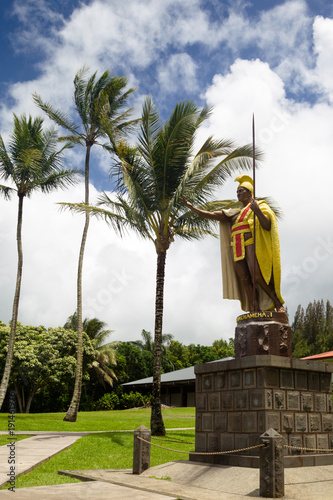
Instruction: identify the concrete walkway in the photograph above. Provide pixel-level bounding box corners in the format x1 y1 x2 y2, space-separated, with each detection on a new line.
1 432 333 499
0 434 83 487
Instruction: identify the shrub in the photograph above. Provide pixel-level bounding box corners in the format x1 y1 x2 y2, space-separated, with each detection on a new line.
119 391 151 409
94 392 119 411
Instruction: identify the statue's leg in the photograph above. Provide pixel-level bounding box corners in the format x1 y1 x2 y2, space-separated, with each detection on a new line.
233 257 258 311
245 244 283 311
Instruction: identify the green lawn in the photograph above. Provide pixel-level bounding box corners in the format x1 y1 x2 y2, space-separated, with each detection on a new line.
0 435 32 446
0 408 195 490
0 407 195 432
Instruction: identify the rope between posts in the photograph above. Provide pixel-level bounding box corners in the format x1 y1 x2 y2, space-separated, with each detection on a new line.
284 444 333 453
152 437 195 445
137 437 333 456
136 436 265 455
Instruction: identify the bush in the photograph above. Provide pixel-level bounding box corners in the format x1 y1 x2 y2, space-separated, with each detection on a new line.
119 391 151 409
94 393 119 411
93 390 151 410
79 394 95 411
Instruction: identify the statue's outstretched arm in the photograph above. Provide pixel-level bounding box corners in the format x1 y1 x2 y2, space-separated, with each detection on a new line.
182 197 228 222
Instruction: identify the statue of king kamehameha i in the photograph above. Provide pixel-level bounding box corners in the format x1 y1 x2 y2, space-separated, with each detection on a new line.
182 175 285 313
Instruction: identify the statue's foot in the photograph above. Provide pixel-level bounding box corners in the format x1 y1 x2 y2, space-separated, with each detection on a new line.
276 306 286 313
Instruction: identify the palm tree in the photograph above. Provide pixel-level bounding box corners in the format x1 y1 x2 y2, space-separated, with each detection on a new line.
64 312 118 390
131 329 174 372
0 114 78 409
64 97 257 434
33 67 137 421
64 311 113 347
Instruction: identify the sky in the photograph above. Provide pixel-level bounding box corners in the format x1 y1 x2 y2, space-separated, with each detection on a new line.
0 0 333 347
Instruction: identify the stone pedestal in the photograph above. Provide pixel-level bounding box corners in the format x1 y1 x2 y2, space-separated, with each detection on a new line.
260 428 285 498
133 424 151 474
191 355 333 468
235 312 292 358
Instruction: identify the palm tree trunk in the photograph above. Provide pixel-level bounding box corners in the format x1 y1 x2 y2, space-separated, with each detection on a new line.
64 144 91 422
0 195 24 410
150 249 167 436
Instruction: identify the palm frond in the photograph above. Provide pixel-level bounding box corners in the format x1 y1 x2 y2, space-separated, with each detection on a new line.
37 169 81 193
32 93 79 135
138 97 161 166
73 66 90 119
174 224 218 240
91 360 117 388
0 184 16 200
58 135 85 146
58 201 154 241
0 135 15 180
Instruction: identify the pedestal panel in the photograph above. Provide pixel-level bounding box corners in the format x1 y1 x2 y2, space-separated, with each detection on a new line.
192 356 333 467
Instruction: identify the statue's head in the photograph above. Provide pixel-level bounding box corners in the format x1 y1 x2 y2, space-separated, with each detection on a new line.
235 175 253 195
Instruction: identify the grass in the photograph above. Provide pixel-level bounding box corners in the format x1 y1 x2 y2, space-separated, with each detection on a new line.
0 408 195 490
0 435 32 446
0 407 195 432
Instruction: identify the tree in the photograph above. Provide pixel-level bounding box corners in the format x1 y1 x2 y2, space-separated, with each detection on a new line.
187 344 217 365
211 338 235 359
165 340 191 370
69 98 256 434
131 329 174 372
33 68 137 421
0 323 96 413
115 342 153 383
291 299 333 357
64 312 118 391
0 114 77 409
64 311 113 347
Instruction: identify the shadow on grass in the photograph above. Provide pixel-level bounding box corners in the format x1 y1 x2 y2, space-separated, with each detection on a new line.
83 431 133 448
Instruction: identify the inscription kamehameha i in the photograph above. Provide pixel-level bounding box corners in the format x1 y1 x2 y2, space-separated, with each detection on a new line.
236 311 273 323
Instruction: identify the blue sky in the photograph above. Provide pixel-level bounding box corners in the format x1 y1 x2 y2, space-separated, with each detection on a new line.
1 0 333 346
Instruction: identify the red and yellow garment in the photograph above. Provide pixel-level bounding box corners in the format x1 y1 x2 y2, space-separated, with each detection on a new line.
231 203 253 261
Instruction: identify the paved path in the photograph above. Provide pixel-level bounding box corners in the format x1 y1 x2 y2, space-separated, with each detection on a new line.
0 434 83 487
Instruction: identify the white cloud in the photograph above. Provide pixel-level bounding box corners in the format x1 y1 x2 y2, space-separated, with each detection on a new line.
256 1 311 56
313 16 333 101
11 0 64 54
157 53 198 94
204 58 289 146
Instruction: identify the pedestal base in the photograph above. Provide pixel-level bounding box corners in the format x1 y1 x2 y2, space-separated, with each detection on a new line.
193 356 333 467
235 312 292 358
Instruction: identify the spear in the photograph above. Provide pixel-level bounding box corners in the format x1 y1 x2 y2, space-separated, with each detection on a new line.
252 114 257 312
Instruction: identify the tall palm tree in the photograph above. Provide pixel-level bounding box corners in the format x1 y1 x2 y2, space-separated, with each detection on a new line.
0 114 78 409
33 67 137 421
64 97 257 434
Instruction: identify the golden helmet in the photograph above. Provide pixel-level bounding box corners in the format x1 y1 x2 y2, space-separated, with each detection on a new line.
235 175 253 195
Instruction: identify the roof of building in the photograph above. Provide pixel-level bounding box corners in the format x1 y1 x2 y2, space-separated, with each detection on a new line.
122 357 234 386
301 351 333 361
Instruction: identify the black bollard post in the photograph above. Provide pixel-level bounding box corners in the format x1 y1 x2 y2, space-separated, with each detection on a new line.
260 428 284 498
133 424 151 474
